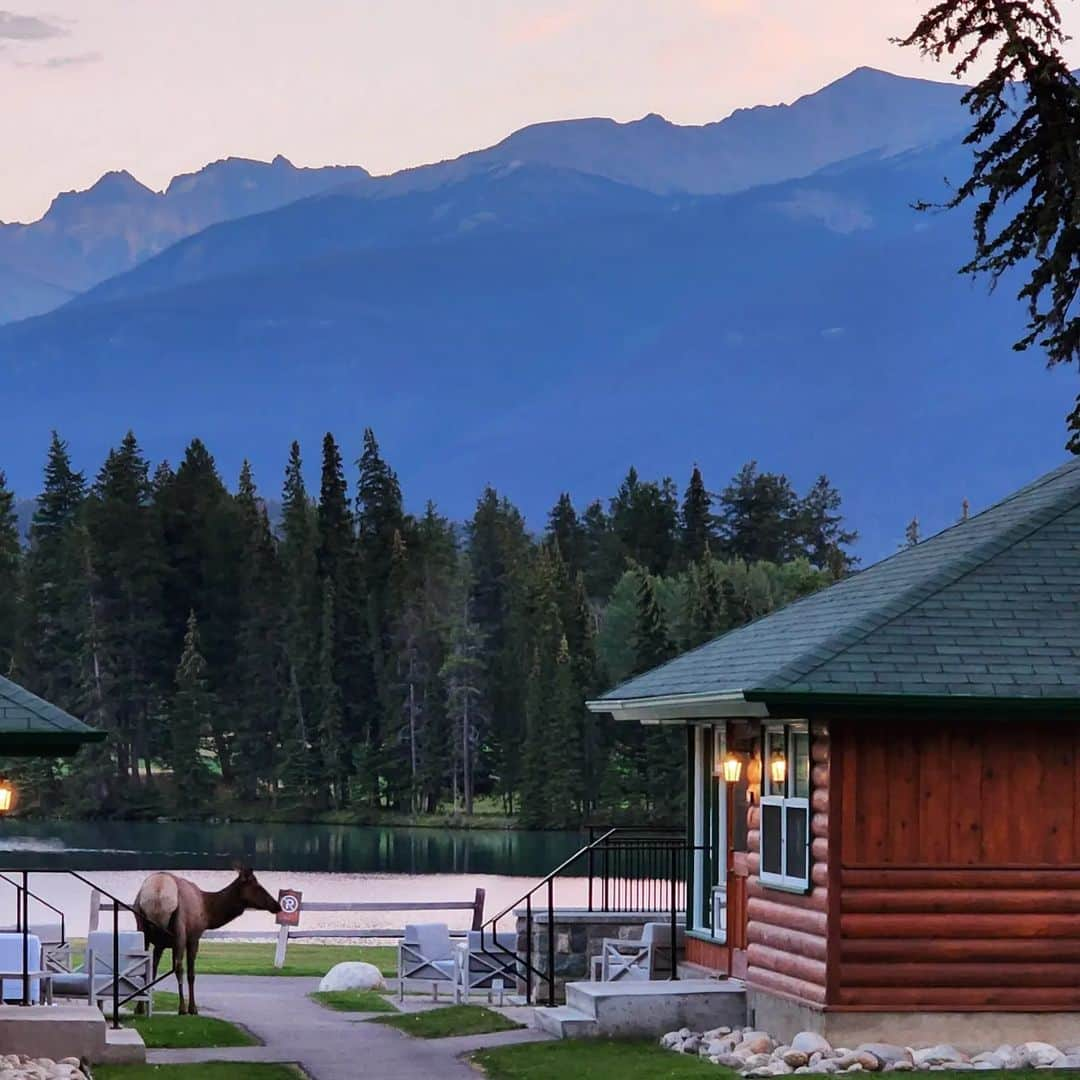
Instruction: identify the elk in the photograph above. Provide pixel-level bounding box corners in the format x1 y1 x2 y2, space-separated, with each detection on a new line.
133 866 281 1015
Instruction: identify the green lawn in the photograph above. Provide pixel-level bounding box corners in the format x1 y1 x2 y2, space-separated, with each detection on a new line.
123 991 257 1050
96 1067 301 1080
69 939 398 979
310 988 398 1013
472 1044 1080 1080
373 1003 523 1039
473 1041 720 1078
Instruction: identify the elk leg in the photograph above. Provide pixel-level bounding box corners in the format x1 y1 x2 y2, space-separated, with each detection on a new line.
152 943 165 980
173 932 187 1015
186 938 200 1016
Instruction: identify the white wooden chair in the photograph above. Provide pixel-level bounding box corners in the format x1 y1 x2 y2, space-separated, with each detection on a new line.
52 931 153 1016
591 922 682 982
453 930 518 1004
397 923 456 1001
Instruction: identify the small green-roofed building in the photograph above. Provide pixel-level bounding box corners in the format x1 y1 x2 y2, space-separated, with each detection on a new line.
586 458 1080 1047
0 674 105 757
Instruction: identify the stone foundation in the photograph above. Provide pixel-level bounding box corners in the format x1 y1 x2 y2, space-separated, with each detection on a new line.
747 987 1080 1053
514 908 681 1003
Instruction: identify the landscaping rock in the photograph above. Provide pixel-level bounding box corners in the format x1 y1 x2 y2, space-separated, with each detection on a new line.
883 1063 914 1073
1050 1056 1080 1069
783 1050 810 1068
1017 1042 1064 1068
858 1044 914 1068
738 1036 776 1056
318 961 387 993
682 1035 702 1055
714 1053 748 1068
743 1053 773 1069
792 1032 833 1056
912 1045 967 1068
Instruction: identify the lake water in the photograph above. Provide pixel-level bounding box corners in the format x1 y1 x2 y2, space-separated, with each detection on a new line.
0 821 592 935
0 820 587 875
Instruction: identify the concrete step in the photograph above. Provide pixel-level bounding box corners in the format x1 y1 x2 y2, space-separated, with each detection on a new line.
565 978 747 1038
101 1025 147 1064
678 960 726 980
532 1004 599 1039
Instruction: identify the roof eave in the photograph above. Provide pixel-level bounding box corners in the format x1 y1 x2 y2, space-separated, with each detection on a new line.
586 689 769 724
0 729 107 757
745 688 1080 712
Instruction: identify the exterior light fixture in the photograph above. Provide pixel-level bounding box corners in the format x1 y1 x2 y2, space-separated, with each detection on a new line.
769 754 787 787
721 754 743 784
0 778 15 814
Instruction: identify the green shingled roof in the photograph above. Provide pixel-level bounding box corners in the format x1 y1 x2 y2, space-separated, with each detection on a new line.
0 675 105 756
594 459 1080 708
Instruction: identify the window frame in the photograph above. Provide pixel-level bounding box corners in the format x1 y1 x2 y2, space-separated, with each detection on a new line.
758 722 811 894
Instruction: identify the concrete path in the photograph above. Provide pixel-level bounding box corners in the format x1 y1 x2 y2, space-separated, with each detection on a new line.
147 975 552 1080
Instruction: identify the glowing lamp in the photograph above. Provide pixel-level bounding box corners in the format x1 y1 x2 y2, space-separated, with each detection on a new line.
0 779 15 815
720 754 743 784
769 754 787 787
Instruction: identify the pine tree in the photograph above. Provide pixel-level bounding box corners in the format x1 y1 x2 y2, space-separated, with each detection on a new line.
0 471 19 674
581 499 623 599
683 552 726 649
897 0 1080 449
356 428 405 798
83 432 167 786
904 516 921 548
155 439 244 782
20 432 88 718
679 466 713 567
169 611 215 809
796 475 858 577
610 467 679 576
467 487 532 811
441 564 485 815
278 442 319 799
717 461 800 564
232 462 284 802
316 577 347 807
546 494 586 578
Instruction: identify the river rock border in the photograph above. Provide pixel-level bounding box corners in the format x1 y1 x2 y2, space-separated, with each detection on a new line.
0 1055 87 1080
660 1026 1080 1073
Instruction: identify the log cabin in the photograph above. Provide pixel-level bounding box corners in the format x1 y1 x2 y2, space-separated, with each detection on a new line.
588 459 1080 1046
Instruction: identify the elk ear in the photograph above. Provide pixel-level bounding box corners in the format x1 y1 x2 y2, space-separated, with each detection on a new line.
233 862 254 880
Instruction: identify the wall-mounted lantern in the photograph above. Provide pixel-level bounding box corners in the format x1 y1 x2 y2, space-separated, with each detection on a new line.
769 753 787 787
718 753 743 784
0 778 15 815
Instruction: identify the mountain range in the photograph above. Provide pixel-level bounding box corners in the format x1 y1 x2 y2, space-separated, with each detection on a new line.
0 67 1070 562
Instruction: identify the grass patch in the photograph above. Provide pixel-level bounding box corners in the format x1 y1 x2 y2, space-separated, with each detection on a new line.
67 939 397 979
374 1003 522 1039
310 988 398 1013
473 1040 728 1078
124 1008 257 1050
96 1067 302 1080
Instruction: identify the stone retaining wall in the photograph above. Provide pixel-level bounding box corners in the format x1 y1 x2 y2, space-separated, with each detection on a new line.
514 908 681 1003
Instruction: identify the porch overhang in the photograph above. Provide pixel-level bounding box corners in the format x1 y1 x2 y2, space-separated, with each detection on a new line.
586 690 769 724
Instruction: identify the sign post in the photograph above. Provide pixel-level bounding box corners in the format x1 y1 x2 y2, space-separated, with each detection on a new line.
273 889 303 969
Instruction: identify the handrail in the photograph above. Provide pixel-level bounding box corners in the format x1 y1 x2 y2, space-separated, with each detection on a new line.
484 828 617 928
479 827 694 1008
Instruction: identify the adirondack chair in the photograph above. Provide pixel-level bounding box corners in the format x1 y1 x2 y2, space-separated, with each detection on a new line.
397 923 456 1001
591 922 683 982
453 930 518 1004
51 931 153 1015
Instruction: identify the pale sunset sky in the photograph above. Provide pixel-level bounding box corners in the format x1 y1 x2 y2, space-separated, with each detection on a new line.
4 0 1080 223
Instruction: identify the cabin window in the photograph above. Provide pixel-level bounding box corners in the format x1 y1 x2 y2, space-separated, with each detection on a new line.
759 722 810 892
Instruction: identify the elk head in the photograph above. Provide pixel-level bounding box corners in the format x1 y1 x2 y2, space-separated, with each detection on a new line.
233 864 281 915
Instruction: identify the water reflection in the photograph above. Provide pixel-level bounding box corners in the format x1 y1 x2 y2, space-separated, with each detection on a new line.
0 821 588 875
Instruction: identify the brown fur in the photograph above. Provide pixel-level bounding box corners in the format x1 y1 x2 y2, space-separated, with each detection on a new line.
132 866 280 1014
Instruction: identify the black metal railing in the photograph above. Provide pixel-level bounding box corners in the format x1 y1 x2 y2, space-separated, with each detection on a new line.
0 872 66 947
3 870 176 1029
477 826 695 1008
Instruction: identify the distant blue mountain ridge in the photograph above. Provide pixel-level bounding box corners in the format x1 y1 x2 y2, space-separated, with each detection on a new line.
0 67 1070 563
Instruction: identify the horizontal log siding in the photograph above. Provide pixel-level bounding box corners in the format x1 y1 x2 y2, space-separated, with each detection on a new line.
835 717 1080 1011
745 724 829 1007
686 935 730 974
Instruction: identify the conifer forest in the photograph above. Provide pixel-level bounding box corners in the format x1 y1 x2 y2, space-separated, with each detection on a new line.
0 430 856 827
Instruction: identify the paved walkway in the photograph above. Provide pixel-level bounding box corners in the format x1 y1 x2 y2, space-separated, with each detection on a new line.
147 975 552 1080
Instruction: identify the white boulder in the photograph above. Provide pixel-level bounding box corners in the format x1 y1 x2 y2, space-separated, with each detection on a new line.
1017 1042 1064 1068
792 1032 834 1056
318 961 387 993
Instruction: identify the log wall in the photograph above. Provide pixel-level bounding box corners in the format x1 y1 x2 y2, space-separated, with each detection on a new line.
745 722 830 1006
833 717 1080 1011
